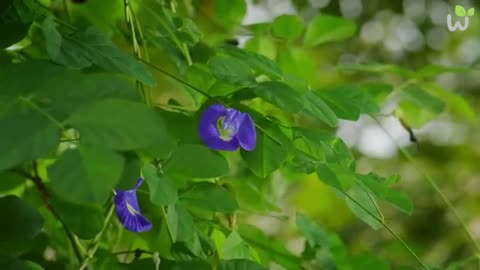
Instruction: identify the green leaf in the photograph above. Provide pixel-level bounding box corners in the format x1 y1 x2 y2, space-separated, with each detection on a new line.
229 178 279 213
180 182 238 213
0 60 139 112
296 213 332 247
0 0 34 48
215 0 246 28
316 163 355 191
422 82 476 123
221 46 283 80
67 99 167 151
349 255 390 270
142 164 177 206
62 27 155 85
0 255 45 270
304 15 356 46
48 146 124 203
209 55 256 88
318 85 380 120
396 86 446 127
455 5 466 17
343 183 383 230
51 197 104 239
271 15 304 40
221 231 254 260
0 111 59 171
164 144 229 179
241 121 290 178
468 8 475 16
41 17 91 69
238 224 301 270
0 195 43 242
219 259 266 270
301 91 338 127
167 202 195 242
402 86 447 113
357 173 413 215
0 172 24 192
252 81 304 113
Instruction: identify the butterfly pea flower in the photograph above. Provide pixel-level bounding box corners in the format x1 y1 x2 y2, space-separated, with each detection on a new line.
199 104 256 151
113 178 152 233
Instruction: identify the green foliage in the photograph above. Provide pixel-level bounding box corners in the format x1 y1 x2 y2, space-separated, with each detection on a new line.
1 0 477 269
271 15 304 40
304 15 356 46
0 195 43 242
48 146 124 203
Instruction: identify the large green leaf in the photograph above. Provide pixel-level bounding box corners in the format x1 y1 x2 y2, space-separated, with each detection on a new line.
221 46 283 80
238 224 301 270
0 196 43 242
209 55 256 88
164 144 229 178
180 182 238 213
271 15 304 40
0 60 139 111
343 183 383 230
0 110 59 171
422 82 476 123
357 173 413 215
0 255 45 270
221 231 254 260
51 196 104 239
41 17 91 69
317 85 380 120
296 213 331 247
252 81 304 113
167 202 195 242
214 0 246 28
0 0 35 48
142 164 177 206
349 255 390 270
396 86 446 127
48 146 124 203
219 259 266 270
241 121 290 178
304 15 356 47
301 91 338 127
316 163 355 191
54 27 155 85
67 99 167 151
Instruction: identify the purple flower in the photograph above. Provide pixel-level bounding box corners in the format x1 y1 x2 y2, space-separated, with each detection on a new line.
113 178 152 233
199 104 256 151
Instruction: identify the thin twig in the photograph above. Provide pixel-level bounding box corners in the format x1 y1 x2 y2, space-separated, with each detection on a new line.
11 162 84 264
79 202 116 270
374 117 480 253
342 191 430 270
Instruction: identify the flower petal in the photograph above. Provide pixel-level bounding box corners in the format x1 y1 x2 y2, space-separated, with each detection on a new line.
199 104 240 151
236 113 256 151
113 180 152 233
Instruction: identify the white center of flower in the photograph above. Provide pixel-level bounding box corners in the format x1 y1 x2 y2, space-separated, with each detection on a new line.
126 203 138 216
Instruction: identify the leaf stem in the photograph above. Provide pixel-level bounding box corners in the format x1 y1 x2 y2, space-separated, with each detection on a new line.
79 202 116 270
342 191 430 270
374 117 480 253
11 163 85 264
161 206 175 243
18 96 64 129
